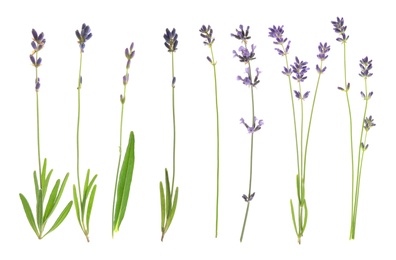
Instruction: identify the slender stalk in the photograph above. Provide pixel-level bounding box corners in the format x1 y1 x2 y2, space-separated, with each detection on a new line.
240 62 255 242
76 51 83 204
209 46 220 238
171 51 176 198
35 52 42 178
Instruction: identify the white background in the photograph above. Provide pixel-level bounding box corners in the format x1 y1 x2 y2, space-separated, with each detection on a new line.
0 0 394 259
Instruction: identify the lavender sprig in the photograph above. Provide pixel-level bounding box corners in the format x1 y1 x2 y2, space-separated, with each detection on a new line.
112 42 136 237
72 23 98 242
232 25 264 242
20 29 72 239
160 28 179 242
269 25 330 244
332 17 375 240
199 25 221 237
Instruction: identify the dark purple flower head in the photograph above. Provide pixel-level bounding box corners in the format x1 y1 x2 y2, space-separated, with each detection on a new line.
125 41 135 69
364 115 376 131
282 67 292 76
231 25 251 42
359 56 373 78
164 28 178 52
268 25 288 45
31 29 46 54
240 116 263 133
331 17 349 43
242 192 255 202
233 44 256 63
291 57 309 82
317 42 330 61
76 23 92 52
199 25 215 46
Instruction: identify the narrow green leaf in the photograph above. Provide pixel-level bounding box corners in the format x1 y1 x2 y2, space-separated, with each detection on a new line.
19 193 39 236
33 171 39 201
43 180 60 223
165 187 178 231
165 169 171 218
290 199 298 236
36 190 43 229
83 169 91 200
53 173 70 213
114 131 135 230
42 169 53 199
160 182 165 230
43 201 73 238
302 200 308 233
296 174 301 204
72 185 81 225
86 184 97 233
41 158 47 191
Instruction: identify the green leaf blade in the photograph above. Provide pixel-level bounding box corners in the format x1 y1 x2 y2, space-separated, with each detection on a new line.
43 201 73 238
86 184 97 233
19 193 39 236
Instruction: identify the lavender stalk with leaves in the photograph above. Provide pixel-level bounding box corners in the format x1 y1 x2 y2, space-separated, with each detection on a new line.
199 25 221 238
19 29 73 239
160 28 179 241
269 25 330 244
331 17 375 240
72 23 98 242
112 42 136 237
231 25 263 242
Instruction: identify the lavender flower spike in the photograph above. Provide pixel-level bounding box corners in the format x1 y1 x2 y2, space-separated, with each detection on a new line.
359 56 373 78
231 25 251 42
291 57 309 82
75 23 93 52
331 17 349 43
164 28 178 52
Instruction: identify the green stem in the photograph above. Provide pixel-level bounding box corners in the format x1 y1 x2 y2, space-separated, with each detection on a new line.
76 51 83 204
240 57 255 242
35 52 42 179
209 46 220 238
171 51 176 198
351 78 369 239
298 81 304 234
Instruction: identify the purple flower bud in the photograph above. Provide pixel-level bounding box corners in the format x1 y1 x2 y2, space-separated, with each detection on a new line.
35 78 40 91
30 55 35 65
172 76 176 86
126 59 131 69
32 29 38 41
123 74 129 85
207 56 212 63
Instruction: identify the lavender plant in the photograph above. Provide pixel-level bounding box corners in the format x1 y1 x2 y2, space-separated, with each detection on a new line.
231 25 263 242
112 42 136 237
19 29 73 239
331 17 375 240
199 25 221 237
72 23 98 242
159 28 179 241
269 25 330 244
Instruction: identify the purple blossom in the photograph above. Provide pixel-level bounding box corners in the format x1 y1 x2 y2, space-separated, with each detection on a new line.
164 28 178 52
331 17 349 43
237 67 261 87
31 29 46 54
240 116 264 133
75 23 92 52
231 25 251 41
364 115 376 131
294 90 310 100
242 192 255 202
291 57 309 82
268 25 288 45
338 82 350 92
359 56 373 78
199 25 215 46
360 91 373 100
233 44 256 63
35 78 40 91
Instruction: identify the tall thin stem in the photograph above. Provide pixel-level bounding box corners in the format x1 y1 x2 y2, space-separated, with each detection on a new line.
35 52 42 178
171 51 176 198
209 46 220 238
76 51 83 204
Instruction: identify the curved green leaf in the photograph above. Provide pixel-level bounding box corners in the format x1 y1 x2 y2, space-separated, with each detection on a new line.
53 173 70 213
165 169 171 218
43 180 60 223
72 185 81 225
290 199 298 236
114 131 135 230
36 190 43 229
160 182 165 230
165 187 178 231
43 201 73 238
19 193 39 236
86 184 97 233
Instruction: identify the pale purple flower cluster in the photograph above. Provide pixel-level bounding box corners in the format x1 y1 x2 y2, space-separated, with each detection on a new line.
268 25 291 56
240 117 263 134
30 29 46 91
331 17 349 43
231 24 251 42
